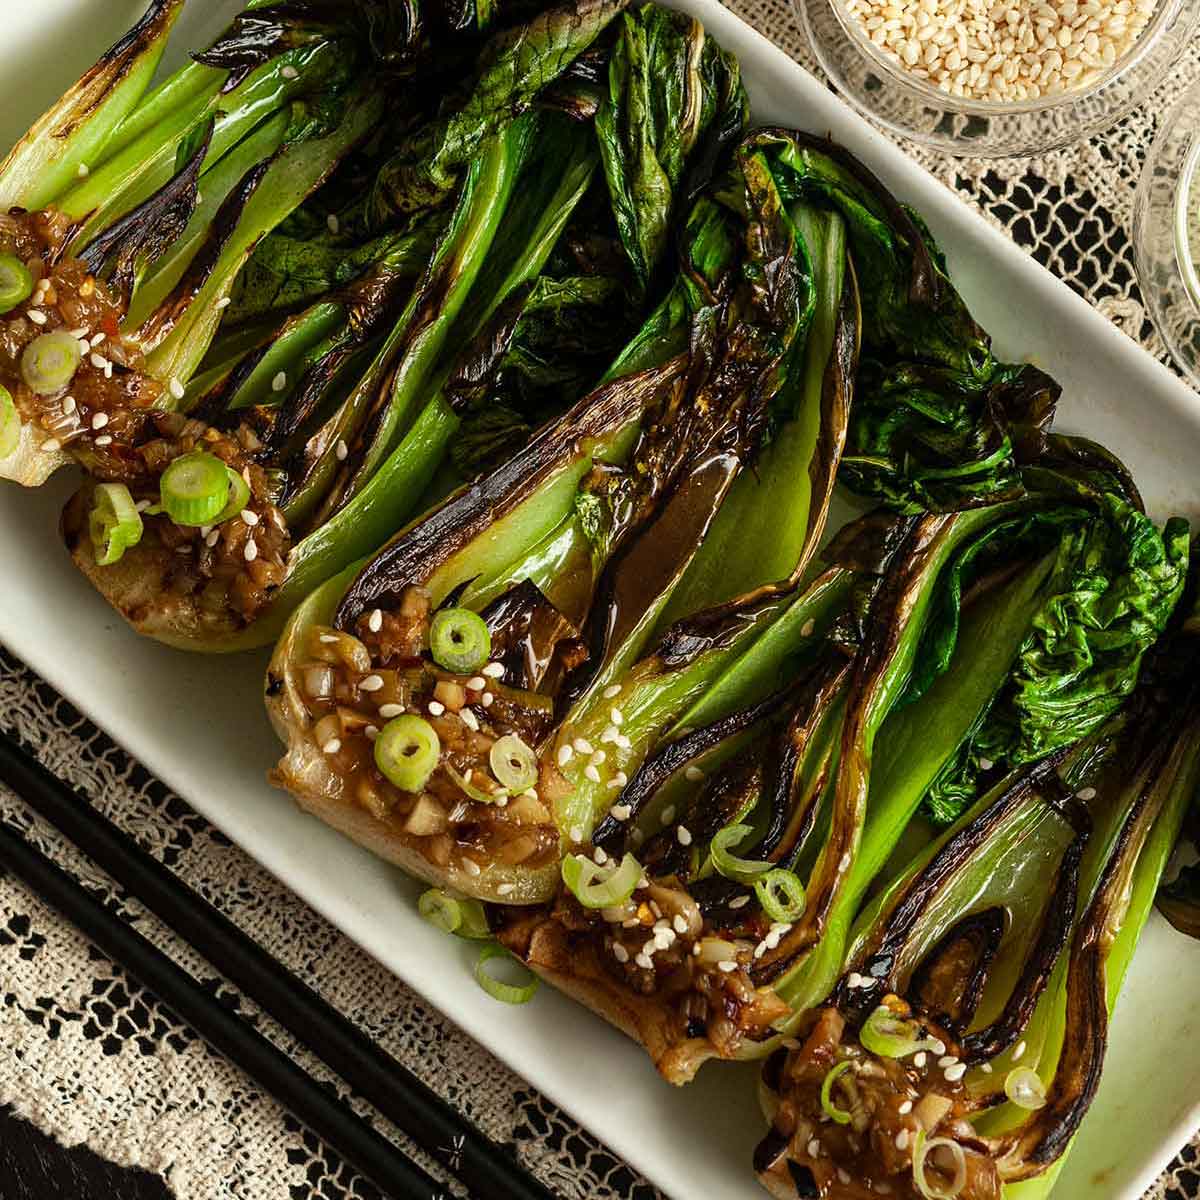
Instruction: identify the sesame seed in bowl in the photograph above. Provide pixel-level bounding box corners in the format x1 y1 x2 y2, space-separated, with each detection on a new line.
793 0 1200 154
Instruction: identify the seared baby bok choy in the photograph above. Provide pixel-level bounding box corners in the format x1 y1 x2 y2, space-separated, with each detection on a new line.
60 0 748 652
0 0 414 486
266 127 851 905
494 461 1186 1085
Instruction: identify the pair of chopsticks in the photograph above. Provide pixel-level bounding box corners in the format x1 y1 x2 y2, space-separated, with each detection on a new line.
0 731 558 1200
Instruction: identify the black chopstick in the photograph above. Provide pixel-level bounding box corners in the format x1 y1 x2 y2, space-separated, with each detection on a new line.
0 732 558 1200
0 815 447 1200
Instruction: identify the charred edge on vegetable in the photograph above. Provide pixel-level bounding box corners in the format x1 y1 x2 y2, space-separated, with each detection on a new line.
752 515 955 987
331 354 689 628
78 120 211 299
908 906 1006 1037
591 683 788 853
1032 431 1146 513
54 0 184 137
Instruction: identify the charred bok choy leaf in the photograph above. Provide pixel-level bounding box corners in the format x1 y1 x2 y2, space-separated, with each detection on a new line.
0 0 413 486
265 126 843 907
756 557 1200 1200
64 0 746 653
492 459 1187 1084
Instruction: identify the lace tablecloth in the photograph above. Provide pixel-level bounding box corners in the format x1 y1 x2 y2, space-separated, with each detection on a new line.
2 2 1199 1197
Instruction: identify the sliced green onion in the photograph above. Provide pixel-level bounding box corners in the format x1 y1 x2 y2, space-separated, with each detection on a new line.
711 823 771 884
860 1004 925 1059
21 330 82 394
490 734 538 793
160 451 231 526
1003 1066 1047 1110
475 944 538 1005
562 852 643 910
212 465 252 524
89 482 143 566
0 254 33 314
418 888 491 939
912 1130 967 1200
445 763 509 805
430 606 491 674
0 385 19 458
418 889 462 934
755 868 806 923
819 1060 853 1125
374 714 440 793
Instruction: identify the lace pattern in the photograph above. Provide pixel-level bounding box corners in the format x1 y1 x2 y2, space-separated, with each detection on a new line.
2 1 1199 1196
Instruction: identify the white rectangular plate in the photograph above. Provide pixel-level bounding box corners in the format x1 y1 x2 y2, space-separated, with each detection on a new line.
3 3 1200 1198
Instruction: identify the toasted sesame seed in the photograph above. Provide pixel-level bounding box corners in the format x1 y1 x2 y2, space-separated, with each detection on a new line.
807 1138 821 1158
27 309 47 325
322 738 342 754
482 662 505 678
168 378 185 401
1013 1040 1027 1061
660 805 676 825
898 1099 913 1115
801 618 816 637
460 708 479 731
677 825 693 846
42 438 61 452
635 952 654 969
272 371 287 392
427 700 445 716
944 1062 967 1082
62 396 77 415
717 960 737 973
685 765 704 782
205 529 221 548
481 692 494 707
91 412 109 430
367 608 383 633
359 675 384 692
336 440 348 462
215 296 232 310
573 737 594 754
557 745 574 767
729 894 750 909
585 765 601 783
241 509 259 526
895 1129 910 1151
94 435 112 447
378 703 404 718
612 942 629 963
603 684 622 699
462 858 481 876
243 539 258 562
1075 786 1097 801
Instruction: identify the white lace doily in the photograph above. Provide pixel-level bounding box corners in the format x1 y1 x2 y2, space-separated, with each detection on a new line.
2 3 1199 1197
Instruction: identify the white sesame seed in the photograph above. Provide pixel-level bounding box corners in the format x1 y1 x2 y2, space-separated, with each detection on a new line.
610 707 624 726
497 883 515 896
359 675 384 693
635 953 654 969
847 972 864 988
979 757 995 770
930 1038 947 1056
603 684 622 699
94 435 112 447
241 509 259 526
42 438 61 452
91 412 109 430
272 371 287 393
205 530 221 548
366 608 383 633
168 378 185 401
914 1052 927 1068
898 1099 913 1115
77 162 89 178
615 734 631 750
462 858 481 877
77 338 91 355
27 309 47 325
481 692 494 707
660 805 676 826
938 1055 959 1068
427 700 445 717
90 332 106 348
1013 1040 1027 1061
89 353 107 369
336 440 348 462
327 213 340 234
62 396 77 415
557 744 574 767
483 662 505 678
685 765 704 782
591 749 606 766
364 725 380 742
717 960 737 973
944 1062 967 1082
467 676 486 690
104 360 112 379
322 738 342 754
981 1062 993 1073
593 847 608 866
1075 786 1097 801
378 703 404 719
573 737 594 755
609 805 631 824
807 1138 821 1158
612 942 629 963
585 765 601 783
600 726 618 744
729 894 750 909
215 296 232 310
895 1130 910 1151
281 65 299 79
677 826 693 846
801 618 816 637
243 539 258 562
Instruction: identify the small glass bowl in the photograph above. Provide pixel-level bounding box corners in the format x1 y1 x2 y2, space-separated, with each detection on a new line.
793 0 1200 156
1134 77 1200 388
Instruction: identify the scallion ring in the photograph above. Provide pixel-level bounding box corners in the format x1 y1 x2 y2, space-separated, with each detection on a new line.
418 889 491 939
819 1060 854 1125
0 254 33 314
475 944 538 1005
212 465 252 524
89 482 143 566
0 384 19 458
374 714 440 793
860 1004 925 1059
160 451 232 526
912 1131 967 1200
490 734 538 793
444 763 509 805
1003 1066 1047 1110
429 606 491 674
710 822 771 884
562 852 642 910
755 868 806 923
21 330 82 395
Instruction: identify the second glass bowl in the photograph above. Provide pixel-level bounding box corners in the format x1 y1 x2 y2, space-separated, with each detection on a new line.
794 0 1200 156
